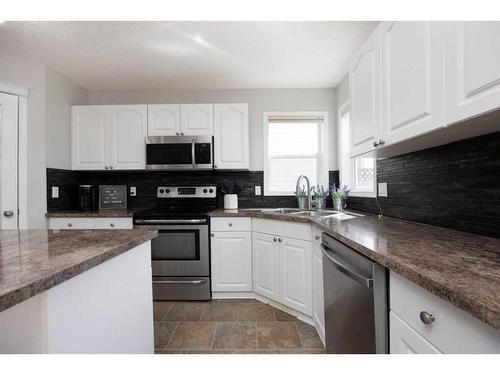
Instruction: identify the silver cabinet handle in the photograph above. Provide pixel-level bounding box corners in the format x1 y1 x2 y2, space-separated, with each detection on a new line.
278 238 282 242
321 245 373 288
110 223 115 228
228 222 233 227
379 139 386 146
134 218 207 224
153 279 207 285
67 222 73 227
214 164 217 169
420 311 435 325
315 234 320 240
373 141 380 147
191 138 196 169
3 209 14 217
211 233 215 237
273 237 277 242
105 165 109 169
109 165 114 170
181 132 185 135
176 132 180 135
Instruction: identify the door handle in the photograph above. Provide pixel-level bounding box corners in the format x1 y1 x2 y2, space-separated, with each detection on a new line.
191 139 196 169
321 245 373 288
134 219 207 224
153 279 208 285
3 209 15 217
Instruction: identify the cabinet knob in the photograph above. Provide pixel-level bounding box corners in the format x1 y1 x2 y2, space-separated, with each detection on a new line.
214 164 217 169
228 223 233 227
211 233 215 237
181 132 184 135
379 139 386 146
278 238 282 243
109 165 114 170
67 222 73 227
419 311 435 325
105 165 109 169
315 234 320 240
373 141 380 147
176 132 180 136
110 223 115 228
273 237 277 242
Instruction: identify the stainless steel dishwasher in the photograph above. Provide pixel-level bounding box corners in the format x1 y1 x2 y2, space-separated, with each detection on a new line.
322 233 388 354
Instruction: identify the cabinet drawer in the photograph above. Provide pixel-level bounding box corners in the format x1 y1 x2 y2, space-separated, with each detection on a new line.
390 272 500 353
92 218 133 229
211 217 251 232
312 225 323 247
48 218 94 229
390 311 441 354
252 218 311 241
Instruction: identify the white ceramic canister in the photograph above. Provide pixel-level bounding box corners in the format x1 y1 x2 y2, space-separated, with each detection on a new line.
224 194 238 210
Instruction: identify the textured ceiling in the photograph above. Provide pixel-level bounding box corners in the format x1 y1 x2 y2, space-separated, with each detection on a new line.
0 21 377 90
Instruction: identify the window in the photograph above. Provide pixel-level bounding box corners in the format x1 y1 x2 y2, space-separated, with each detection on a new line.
338 103 376 197
264 112 328 196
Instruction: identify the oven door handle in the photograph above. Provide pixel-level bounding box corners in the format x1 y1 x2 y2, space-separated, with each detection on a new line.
191 139 196 169
134 219 207 224
153 279 208 285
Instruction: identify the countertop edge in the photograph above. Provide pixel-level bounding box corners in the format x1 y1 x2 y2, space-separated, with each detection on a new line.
0 230 158 314
209 210 500 329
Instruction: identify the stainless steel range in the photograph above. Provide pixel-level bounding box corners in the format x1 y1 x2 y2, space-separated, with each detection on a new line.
133 186 217 301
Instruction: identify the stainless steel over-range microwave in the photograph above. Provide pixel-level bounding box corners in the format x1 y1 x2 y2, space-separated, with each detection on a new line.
145 136 213 171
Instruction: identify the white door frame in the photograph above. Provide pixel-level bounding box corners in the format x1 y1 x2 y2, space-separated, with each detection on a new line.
0 80 29 229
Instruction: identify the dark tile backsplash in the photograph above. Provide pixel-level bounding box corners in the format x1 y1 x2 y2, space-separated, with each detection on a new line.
347 131 500 238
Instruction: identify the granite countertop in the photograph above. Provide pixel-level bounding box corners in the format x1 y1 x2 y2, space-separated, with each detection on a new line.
210 209 500 329
0 229 157 313
45 209 140 218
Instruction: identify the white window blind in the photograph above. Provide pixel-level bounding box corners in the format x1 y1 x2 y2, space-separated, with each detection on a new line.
265 115 326 195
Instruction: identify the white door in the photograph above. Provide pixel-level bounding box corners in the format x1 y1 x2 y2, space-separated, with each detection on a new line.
71 106 108 170
312 244 325 343
279 237 312 315
180 104 214 136
213 103 249 170
211 231 252 292
0 92 19 229
390 312 442 354
109 105 147 170
147 104 181 136
445 22 500 125
252 232 280 300
380 22 445 145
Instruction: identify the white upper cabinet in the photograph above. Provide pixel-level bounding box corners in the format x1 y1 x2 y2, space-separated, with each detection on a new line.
71 106 108 170
109 105 147 170
180 104 214 136
147 104 181 136
380 22 445 145
349 26 381 156
214 103 249 170
445 22 500 125
71 105 146 170
279 237 312 316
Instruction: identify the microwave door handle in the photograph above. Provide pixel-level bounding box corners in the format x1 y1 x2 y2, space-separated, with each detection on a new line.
191 139 196 169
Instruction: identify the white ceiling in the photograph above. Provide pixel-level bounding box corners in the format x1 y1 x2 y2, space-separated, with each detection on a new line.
0 21 377 90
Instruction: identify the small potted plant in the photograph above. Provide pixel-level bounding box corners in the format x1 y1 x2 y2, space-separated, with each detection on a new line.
311 185 328 210
295 186 308 209
330 184 350 212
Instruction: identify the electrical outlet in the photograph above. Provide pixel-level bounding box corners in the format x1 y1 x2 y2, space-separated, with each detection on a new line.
378 182 388 197
130 186 137 196
51 186 59 199
255 186 262 196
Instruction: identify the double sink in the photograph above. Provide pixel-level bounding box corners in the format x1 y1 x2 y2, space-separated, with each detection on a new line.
258 208 341 218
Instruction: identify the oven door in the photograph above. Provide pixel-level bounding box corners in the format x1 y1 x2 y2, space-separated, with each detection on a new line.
138 220 210 277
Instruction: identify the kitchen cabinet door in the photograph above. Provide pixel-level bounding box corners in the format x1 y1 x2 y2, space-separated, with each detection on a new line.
147 104 181 136
211 231 252 292
213 103 249 170
390 312 441 354
252 232 280 301
109 105 147 170
180 104 214 136
380 22 445 145
349 26 381 156
312 244 325 344
71 106 108 170
279 237 312 316
445 22 500 125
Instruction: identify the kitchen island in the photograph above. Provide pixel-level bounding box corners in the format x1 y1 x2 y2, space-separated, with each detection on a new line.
0 229 157 354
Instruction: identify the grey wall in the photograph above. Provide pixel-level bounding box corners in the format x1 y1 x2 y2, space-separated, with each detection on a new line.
0 51 88 228
89 88 337 171
45 66 89 170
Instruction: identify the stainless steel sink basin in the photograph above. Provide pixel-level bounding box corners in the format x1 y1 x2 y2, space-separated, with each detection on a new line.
291 210 340 217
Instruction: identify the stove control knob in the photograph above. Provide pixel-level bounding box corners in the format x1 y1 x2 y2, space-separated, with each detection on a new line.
166 189 170 193
203 189 208 193
209 189 214 193
159 189 165 194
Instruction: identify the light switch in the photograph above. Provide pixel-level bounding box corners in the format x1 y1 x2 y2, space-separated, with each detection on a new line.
378 182 387 197
255 186 261 196
52 186 59 199
130 186 137 197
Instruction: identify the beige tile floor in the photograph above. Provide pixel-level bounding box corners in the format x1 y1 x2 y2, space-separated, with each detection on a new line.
154 299 326 354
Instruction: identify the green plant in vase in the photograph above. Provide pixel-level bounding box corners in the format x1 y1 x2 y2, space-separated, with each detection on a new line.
330 183 350 211
295 186 308 209
311 185 328 210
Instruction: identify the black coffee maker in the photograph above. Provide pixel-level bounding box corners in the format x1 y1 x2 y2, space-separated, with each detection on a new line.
79 185 97 211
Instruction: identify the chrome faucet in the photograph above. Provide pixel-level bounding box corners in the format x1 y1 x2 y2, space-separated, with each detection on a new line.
295 175 312 210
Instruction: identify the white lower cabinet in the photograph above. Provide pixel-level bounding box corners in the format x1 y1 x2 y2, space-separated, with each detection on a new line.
252 232 280 300
312 243 325 344
390 311 441 354
48 217 133 230
211 231 252 292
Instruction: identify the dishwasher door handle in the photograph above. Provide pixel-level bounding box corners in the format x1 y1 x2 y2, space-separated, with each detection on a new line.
153 279 208 285
321 245 373 288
